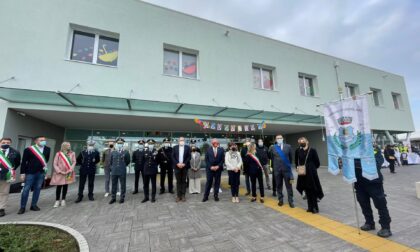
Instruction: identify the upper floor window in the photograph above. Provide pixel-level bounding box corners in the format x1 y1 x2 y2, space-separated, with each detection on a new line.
253 65 274 90
163 46 198 79
345 83 359 97
370 88 383 106
299 74 318 97
70 28 119 67
392 92 403 109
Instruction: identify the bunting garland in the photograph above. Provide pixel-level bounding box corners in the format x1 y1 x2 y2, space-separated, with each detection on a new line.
194 118 266 132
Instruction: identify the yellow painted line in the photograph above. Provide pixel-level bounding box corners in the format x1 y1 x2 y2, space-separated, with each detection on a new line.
220 180 418 252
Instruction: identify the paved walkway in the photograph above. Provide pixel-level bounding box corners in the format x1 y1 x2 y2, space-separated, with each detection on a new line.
1 165 420 252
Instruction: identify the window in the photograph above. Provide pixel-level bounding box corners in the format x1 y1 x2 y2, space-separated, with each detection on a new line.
345 83 359 97
392 93 403 109
163 48 197 79
299 74 317 97
370 88 383 106
70 29 119 66
253 65 274 90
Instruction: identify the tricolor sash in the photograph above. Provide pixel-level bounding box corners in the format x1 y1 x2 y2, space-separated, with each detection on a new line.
58 151 72 171
29 145 47 168
247 153 263 171
0 150 12 171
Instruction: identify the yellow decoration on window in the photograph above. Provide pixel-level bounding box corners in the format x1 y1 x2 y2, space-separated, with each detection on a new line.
98 44 118 63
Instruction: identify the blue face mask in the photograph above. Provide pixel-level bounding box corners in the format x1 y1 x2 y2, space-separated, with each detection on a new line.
116 144 124 150
39 140 47 146
1 144 10 149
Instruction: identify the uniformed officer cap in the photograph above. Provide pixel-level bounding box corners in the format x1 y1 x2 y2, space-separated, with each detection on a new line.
87 140 96 146
138 139 145 144
163 138 171 143
116 137 125 143
147 139 156 144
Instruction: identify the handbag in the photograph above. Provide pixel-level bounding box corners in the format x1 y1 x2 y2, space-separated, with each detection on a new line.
297 148 310 176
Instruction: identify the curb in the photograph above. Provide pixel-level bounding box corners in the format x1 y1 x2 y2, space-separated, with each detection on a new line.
0 221 89 252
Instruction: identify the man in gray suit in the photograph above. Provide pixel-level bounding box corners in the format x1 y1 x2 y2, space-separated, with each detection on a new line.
268 134 295 208
109 138 130 204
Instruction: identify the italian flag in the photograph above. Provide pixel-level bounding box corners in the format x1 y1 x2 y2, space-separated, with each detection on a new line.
29 145 47 172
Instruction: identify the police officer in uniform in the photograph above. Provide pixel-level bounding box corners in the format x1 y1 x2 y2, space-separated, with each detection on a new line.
157 138 174 194
142 139 158 203
132 139 145 194
354 144 392 238
76 140 100 203
109 138 130 204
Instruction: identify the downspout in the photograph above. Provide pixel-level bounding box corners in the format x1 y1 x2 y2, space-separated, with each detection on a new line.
384 130 395 145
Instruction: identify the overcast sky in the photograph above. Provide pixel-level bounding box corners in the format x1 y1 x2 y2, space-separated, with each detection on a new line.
144 0 420 133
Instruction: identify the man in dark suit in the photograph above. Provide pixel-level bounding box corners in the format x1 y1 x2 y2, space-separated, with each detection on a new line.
142 139 159 203
171 137 191 202
75 140 100 203
0 137 21 217
158 138 174 194
132 139 145 194
203 138 225 202
268 134 294 208
18 136 50 214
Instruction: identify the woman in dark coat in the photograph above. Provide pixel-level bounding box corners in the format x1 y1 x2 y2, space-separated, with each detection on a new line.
243 143 265 203
295 137 324 213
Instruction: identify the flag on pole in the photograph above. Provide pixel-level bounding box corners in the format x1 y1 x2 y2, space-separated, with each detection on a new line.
323 96 378 183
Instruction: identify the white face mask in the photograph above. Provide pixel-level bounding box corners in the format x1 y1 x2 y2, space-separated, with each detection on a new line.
276 139 283 145
258 142 263 147
179 141 185 146
148 145 154 150
164 143 170 148
138 144 144 150
87 146 94 151
116 144 124 150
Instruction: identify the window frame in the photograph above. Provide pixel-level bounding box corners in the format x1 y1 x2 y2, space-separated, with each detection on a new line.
370 88 383 107
252 64 275 91
345 82 359 97
163 45 199 80
391 92 403 110
298 73 318 97
67 25 120 67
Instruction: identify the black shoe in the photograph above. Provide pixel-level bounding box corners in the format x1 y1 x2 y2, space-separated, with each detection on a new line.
273 192 277 197
377 228 392 238
17 208 25 215
151 198 156 203
278 201 283 206
306 209 313 213
289 202 295 208
88 196 94 201
214 196 219 202
260 198 264 203
312 209 319 214
132 191 138 195
119 199 124 204
169 190 175 194
202 197 208 202
159 191 165 195
360 223 375 231
75 197 83 203
141 198 149 203
0 209 5 217
30 206 40 211
245 192 251 196
109 199 116 204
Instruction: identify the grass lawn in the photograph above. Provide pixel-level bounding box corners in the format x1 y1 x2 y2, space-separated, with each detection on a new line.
0 224 79 252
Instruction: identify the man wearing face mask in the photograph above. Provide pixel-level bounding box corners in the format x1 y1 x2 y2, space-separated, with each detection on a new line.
171 137 191 202
109 138 131 204
256 138 271 190
75 140 100 203
101 141 114 198
142 139 159 203
268 135 294 208
157 138 174 194
203 138 225 202
240 139 251 196
18 136 50 214
0 137 21 217
132 139 145 194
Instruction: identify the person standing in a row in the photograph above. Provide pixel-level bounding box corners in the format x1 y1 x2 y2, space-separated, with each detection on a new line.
101 140 114 198
158 138 174 194
225 143 242 203
132 139 145 194
244 143 265 203
295 137 323 213
50 142 75 208
241 139 251 196
172 137 191 202
189 142 202 194
268 135 294 208
18 136 50 214
384 145 396 174
0 137 21 217
142 139 158 203
109 138 130 204
75 140 100 203
256 138 271 190
203 139 224 202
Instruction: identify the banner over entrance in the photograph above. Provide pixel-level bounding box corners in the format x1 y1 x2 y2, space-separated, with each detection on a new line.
323 96 378 183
